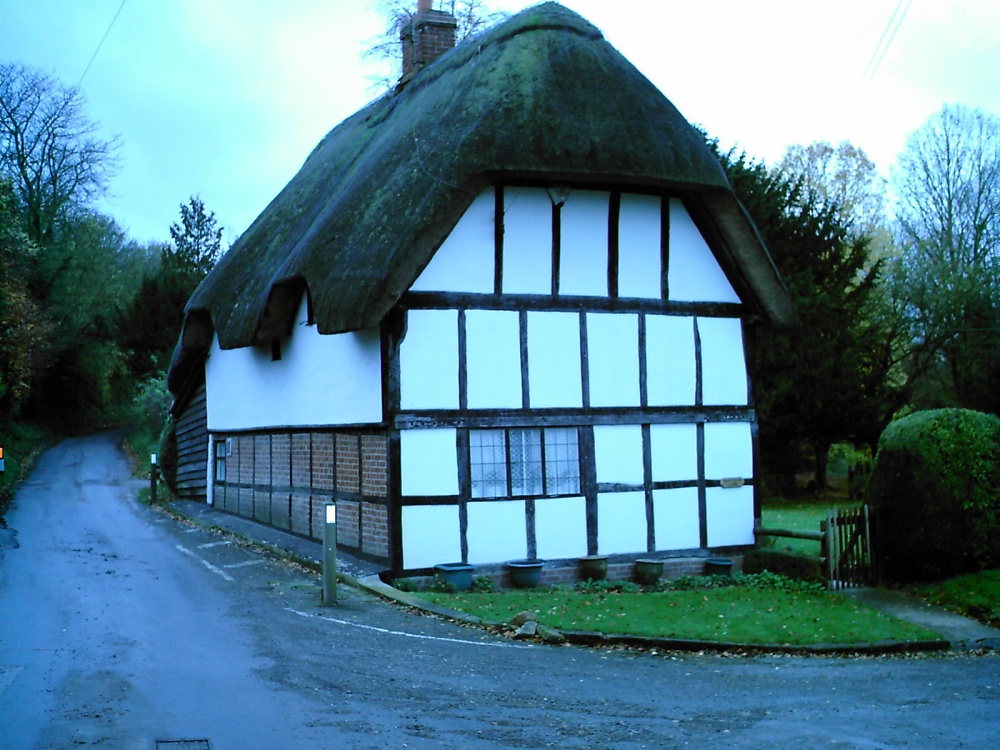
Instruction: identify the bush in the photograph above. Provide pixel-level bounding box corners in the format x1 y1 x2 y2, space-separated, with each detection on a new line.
742 549 824 583
867 408 1000 582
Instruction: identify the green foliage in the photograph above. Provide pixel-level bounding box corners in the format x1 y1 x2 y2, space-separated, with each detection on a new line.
915 570 1000 627
470 575 495 593
573 578 642 594
667 571 825 594
712 143 898 487
429 574 458 594
165 196 222 284
867 408 1000 581
0 421 51 516
743 549 825 583
394 577 418 592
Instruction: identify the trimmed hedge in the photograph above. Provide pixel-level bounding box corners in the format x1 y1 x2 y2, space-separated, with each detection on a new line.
867 409 1000 582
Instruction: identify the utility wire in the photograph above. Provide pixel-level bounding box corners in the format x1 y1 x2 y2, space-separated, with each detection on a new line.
860 0 911 85
78 0 128 86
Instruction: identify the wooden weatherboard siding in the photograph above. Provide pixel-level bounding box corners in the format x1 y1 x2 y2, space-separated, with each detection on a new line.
175 382 208 502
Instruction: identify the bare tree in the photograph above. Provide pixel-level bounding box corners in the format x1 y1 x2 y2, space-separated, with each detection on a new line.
0 63 120 244
892 104 1000 412
777 140 886 238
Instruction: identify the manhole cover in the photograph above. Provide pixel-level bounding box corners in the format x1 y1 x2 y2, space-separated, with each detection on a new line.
156 741 212 750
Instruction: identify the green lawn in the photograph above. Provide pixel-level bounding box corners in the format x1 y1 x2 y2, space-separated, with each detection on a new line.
915 570 1000 627
760 499 841 555
423 577 940 646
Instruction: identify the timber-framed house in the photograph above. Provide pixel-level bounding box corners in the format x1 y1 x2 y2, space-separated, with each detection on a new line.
167 2 796 576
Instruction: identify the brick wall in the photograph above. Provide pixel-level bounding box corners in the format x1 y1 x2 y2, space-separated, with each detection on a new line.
336 434 360 493
313 433 334 491
336 500 361 548
361 501 389 559
361 434 388 497
211 429 392 564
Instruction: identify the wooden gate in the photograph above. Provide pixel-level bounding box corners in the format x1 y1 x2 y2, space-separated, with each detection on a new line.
821 506 875 590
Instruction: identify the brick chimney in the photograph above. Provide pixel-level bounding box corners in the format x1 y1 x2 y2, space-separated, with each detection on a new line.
399 0 458 80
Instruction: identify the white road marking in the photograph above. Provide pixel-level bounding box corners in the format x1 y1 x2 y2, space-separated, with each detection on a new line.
223 559 266 569
196 540 232 549
175 544 234 581
286 608 527 649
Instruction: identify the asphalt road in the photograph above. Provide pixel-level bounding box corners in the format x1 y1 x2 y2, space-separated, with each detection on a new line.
1 433 998 749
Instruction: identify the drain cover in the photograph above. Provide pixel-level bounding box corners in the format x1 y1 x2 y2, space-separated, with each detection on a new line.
156 741 212 750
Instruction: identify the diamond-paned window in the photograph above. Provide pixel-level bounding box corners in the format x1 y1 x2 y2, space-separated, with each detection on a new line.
470 428 580 498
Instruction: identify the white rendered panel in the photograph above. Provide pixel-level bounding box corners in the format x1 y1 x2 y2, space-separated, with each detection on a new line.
704 422 754 480
618 193 662 299
649 423 698 482
527 311 582 408
502 187 552 295
653 487 701 550
402 505 461 569
206 297 381 431
668 199 740 303
594 424 644 485
466 500 527 564
466 309 522 409
597 491 647 555
706 486 755 547
587 313 640 407
560 190 609 297
699 317 749 405
535 496 588 560
410 189 495 293
645 314 696 406
400 309 459 410
400 429 458 496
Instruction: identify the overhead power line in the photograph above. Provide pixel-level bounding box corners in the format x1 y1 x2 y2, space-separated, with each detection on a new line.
78 0 128 86
860 0 912 85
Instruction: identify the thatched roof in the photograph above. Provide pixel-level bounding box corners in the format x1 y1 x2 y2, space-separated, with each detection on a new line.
169 2 795 394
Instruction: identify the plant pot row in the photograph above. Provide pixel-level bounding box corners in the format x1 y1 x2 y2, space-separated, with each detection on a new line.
433 556 733 590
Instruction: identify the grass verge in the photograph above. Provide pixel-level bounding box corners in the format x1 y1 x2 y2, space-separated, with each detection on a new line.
423 575 940 646
0 421 54 517
914 570 1000 627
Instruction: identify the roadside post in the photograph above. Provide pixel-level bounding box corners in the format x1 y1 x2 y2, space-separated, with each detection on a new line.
0 446 5 474
150 453 159 504
322 502 338 604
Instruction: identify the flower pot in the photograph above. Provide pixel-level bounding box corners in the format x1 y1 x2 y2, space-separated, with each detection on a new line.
506 560 543 588
634 558 664 585
433 562 474 591
578 555 609 581
704 557 733 576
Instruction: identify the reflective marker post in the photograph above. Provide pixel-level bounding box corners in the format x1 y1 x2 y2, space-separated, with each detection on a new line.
322 502 338 604
150 453 159 504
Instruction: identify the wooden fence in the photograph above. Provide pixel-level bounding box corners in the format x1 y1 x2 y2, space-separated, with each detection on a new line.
755 505 875 590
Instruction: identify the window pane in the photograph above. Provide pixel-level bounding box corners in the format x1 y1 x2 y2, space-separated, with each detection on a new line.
510 429 543 496
470 430 508 498
544 428 580 494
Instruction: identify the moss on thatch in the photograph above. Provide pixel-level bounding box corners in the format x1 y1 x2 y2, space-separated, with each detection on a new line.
169 2 794 394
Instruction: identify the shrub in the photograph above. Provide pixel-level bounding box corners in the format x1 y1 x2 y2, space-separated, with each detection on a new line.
742 549 824 583
866 408 1000 582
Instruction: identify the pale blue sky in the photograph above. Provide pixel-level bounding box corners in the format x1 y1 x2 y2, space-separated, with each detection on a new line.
2 0 997 245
